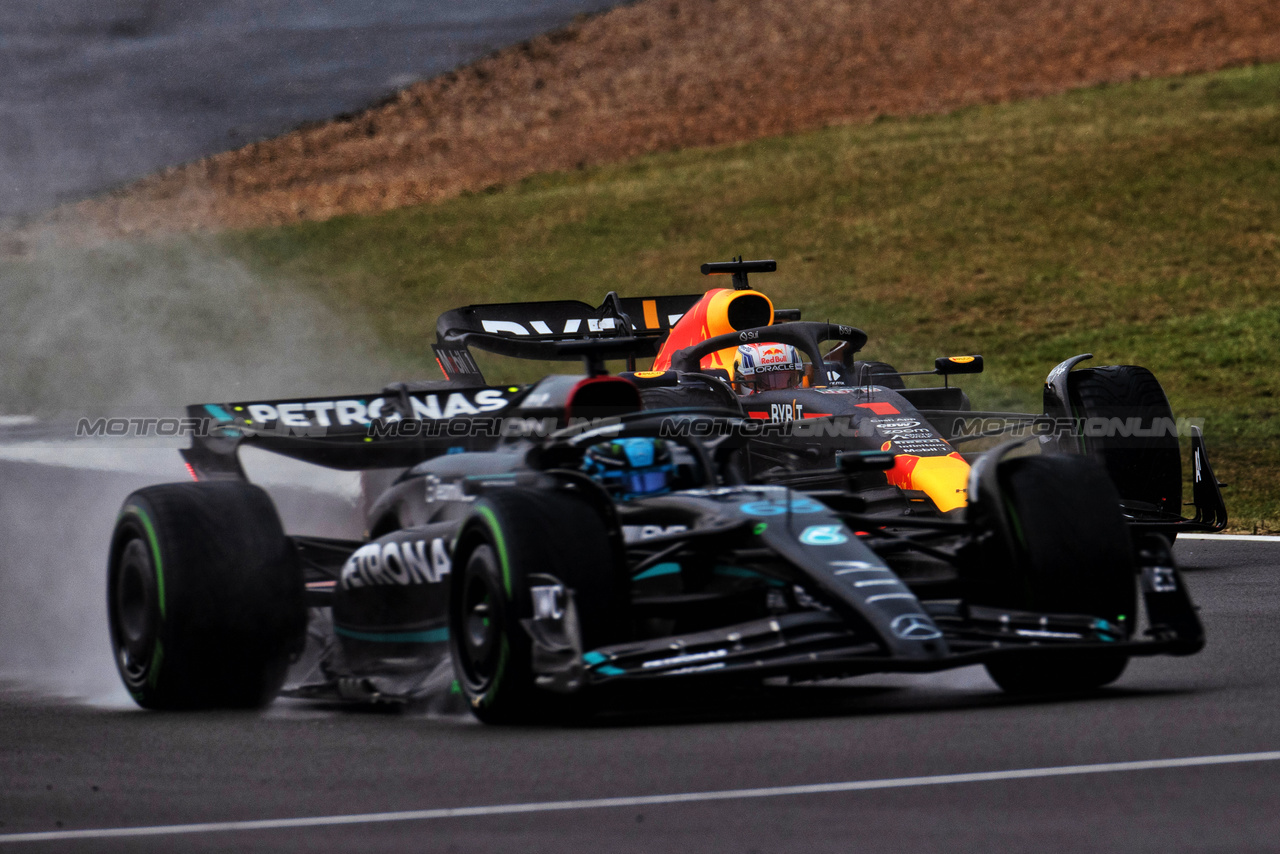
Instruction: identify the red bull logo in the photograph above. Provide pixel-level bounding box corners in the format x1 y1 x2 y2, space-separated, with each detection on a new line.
760 345 788 364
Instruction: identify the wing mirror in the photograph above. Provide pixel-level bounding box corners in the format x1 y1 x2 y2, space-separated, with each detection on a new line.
934 355 984 376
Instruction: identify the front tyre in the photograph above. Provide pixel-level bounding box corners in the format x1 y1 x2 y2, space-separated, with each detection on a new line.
107 482 305 710
453 544 513 714
970 454 1136 694
985 650 1129 695
449 487 626 724
1067 365 1182 518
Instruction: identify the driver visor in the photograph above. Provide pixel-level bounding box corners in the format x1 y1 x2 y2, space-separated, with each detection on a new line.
752 370 802 391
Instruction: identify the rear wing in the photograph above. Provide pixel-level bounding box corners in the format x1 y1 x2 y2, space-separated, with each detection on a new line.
433 293 705 380
436 293 704 342
181 384 530 477
180 360 649 478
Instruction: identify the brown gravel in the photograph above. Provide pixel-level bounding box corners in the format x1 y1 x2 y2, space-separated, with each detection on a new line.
54 0 1280 235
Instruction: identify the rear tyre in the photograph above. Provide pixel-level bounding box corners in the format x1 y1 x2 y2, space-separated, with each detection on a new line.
1067 365 1182 518
107 482 305 710
849 360 904 389
449 488 627 724
972 454 1135 694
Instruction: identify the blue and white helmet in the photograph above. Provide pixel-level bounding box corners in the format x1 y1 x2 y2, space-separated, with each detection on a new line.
582 437 675 499
733 342 804 393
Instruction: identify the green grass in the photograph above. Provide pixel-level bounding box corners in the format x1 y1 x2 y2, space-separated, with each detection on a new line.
96 65 1280 527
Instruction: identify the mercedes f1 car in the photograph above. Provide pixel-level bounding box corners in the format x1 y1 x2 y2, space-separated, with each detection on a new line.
105 259 1223 721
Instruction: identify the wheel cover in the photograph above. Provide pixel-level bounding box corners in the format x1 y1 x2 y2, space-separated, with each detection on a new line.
456 546 503 692
112 537 158 686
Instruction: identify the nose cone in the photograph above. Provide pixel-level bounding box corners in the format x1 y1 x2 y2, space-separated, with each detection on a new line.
887 452 971 514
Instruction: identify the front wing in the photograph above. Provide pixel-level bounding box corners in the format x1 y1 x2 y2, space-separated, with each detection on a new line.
565 558 1202 686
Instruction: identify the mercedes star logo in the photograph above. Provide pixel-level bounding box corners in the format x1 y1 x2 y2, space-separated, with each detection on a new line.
890 613 942 641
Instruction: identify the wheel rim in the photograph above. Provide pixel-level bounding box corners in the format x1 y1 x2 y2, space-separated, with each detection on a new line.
112 537 157 685
456 546 503 691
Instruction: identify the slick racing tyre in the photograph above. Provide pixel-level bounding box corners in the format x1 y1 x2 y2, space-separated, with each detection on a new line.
1067 365 1182 519
973 454 1136 694
449 487 627 724
107 482 305 710
849 360 904 389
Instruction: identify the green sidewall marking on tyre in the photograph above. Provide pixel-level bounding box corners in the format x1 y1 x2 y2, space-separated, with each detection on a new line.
122 504 166 620
147 640 164 689
469 503 512 709
475 504 512 597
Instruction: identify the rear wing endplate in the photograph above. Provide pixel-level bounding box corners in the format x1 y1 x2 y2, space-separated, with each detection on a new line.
181 384 529 477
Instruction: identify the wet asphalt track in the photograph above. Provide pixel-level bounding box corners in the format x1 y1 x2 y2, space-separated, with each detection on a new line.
1 0 622 218
1 527 1278 851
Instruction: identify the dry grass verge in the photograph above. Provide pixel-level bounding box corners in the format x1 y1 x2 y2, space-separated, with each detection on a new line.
47 0 1280 235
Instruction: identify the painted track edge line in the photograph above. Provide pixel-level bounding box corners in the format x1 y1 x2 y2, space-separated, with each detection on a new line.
3 751 1280 844
1178 533 1280 542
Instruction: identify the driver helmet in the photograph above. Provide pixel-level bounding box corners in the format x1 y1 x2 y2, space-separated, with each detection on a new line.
734 342 804 393
582 437 675 499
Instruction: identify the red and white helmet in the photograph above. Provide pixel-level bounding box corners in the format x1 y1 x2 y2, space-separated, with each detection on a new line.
734 342 804 393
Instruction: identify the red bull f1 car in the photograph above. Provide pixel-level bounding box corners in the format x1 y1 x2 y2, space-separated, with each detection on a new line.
105 259 1224 722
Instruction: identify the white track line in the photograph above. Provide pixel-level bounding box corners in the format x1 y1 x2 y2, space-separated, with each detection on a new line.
1178 534 1280 542
3 751 1280 845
